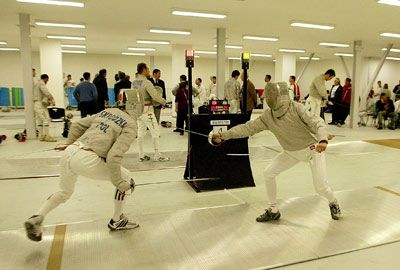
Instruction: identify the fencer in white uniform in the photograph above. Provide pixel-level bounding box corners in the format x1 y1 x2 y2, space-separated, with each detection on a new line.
24 105 141 241
211 82 341 222
305 70 336 117
133 63 169 162
33 74 57 142
224 70 242 114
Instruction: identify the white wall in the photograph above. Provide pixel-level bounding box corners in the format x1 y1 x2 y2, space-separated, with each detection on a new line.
1 51 399 102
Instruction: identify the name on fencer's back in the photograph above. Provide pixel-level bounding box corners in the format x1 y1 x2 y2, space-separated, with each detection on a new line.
99 111 128 128
132 80 143 89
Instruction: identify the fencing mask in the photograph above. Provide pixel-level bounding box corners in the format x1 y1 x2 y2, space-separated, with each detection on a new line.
265 82 291 118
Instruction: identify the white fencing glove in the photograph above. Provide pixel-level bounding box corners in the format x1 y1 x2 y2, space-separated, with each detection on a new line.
208 131 224 147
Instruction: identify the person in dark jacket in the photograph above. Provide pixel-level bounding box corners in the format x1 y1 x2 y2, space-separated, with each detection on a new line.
337 78 351 126
93 69 109 112
376 93 398 130
328 78 343 125
240 74 257 121
175 81 189 135
73 72 98 118
114 72 131 103
149 69 166 124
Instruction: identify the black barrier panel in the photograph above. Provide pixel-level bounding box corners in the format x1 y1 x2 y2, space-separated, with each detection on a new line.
184 114 255 192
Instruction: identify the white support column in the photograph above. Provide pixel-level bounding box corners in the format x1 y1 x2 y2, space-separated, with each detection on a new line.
350 40 363 128
274 53 296 82
216 28 226 99
339 56 351 79
297 53 315 84
19 13 35 139
366 43 393 91
40 39 64 108
149 55 155 72
228 59 233 76
171 44 191 99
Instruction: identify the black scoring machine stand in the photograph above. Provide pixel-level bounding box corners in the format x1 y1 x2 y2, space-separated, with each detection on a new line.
184 51 255 192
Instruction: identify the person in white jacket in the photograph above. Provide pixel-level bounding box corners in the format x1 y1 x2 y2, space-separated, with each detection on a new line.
211 82 341 222
224 70 242 113
134 63 169 162
33 74 57 142
24 106 140 242
305 69 336 118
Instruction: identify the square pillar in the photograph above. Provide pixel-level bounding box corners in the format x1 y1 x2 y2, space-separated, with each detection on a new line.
216 28 226 99
350 40 363 128
274 53 296 82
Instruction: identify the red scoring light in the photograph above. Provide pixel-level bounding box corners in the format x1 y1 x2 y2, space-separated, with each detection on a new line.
186 50 194 57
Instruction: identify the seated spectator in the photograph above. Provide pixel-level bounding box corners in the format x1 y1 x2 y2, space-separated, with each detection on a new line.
393 80 400 101
375 93 398 130
337 78 352 126
358 90 375 126
395 99 400 128
328 78 343 125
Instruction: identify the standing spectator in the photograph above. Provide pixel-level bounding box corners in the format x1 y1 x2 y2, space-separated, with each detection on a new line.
376 93 398 130
33 74 57 142
265 74 272 84
359 90 375 126
393 80 400 101
175 81 189 135
338 78 352 126
241 74 257 121
73 72 98 118
149 69 166 124
64 74 76 88
262 74 272 109
172 75 187 96
382 83 392 99
374 81 383 100
224 70 241 113
93 69 109 112
114 72 131 104
328 78 343 125
395 99 400 128
193 78 206 113
206 76 217 100
32 68 37 87
289 75 301 102
305 69 336 118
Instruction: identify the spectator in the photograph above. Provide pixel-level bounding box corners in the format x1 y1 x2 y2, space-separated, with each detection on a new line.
374 81 383 100
395 99 400 128
73 72 98 118
93 69 109 112
224 70 241 113
265 74 272 84
114 72 131 104
240 73 257 121
193 78 206 113
262 74 272 109
206 76 217 100
149 69 166 124
376 93 397 130
382 83 392 99
64 74 76 88
79 78 84 83
305 69 336 118
175 81 189 135
393 80 400 101
328 78 343 125
172 74 187 96
358 90 375 126
288 75 301 102
336 78 352 126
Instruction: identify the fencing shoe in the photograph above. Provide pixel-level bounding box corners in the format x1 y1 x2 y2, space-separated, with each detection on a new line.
153 155 170 162
256 208 281 223
329 201 341 220
108 214 139 231
43 135 57 142
24 215 44 242
139 155 151 162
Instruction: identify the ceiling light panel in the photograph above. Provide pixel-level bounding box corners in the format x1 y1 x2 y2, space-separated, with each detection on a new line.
291 22 334 30
0 47 20 51
319 42 350 48
334 53 353 57
150 28 191 35
381 32 400 38
137 40 170 45
382 47 400 52
243 35 279 42
251 54 272 58
213 44 243 49
279 48 305 53
196 50 217 55
0 41 8 45
61 50 86 54
17 0 84 7
121 52 146 56
128 47 156 51
47 35 85 40
172 10 226 19
378 0 400 7
61 44 86 48
35 21 85 28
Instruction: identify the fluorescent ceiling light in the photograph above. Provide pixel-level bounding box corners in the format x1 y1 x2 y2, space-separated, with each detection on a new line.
279 48 305 53
61 50 86 54
382 47 400 52
61 44 86 49
16 0 84 7
291 22 334 30
243 35 279 42
47 35 85 41
0 47 20 51
299 56 321 60
137 40 170 45
334 53 353 57
228 57 241 60
150 28 191 35
386 56 400 61
273 60 276 62
121 52 146 56
319 42 350 48
251 53 272 58
380 32 400 38
195 56 200 58
128 47 156 51
378 0 400 7
196 50 217 55
35 21 85 29
172 10 226 19
213 44 243 49
0 41 8 45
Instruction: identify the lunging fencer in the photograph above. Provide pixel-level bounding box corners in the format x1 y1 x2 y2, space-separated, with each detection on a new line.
24 107 139 242
210 82 341 222
133 63 170 162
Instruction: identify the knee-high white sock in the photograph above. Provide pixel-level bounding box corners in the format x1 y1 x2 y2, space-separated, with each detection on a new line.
265 177 278 213
43 125 50 136
113 189 127 221
153 137 160 157
138 137 144 158
36 193 66 217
